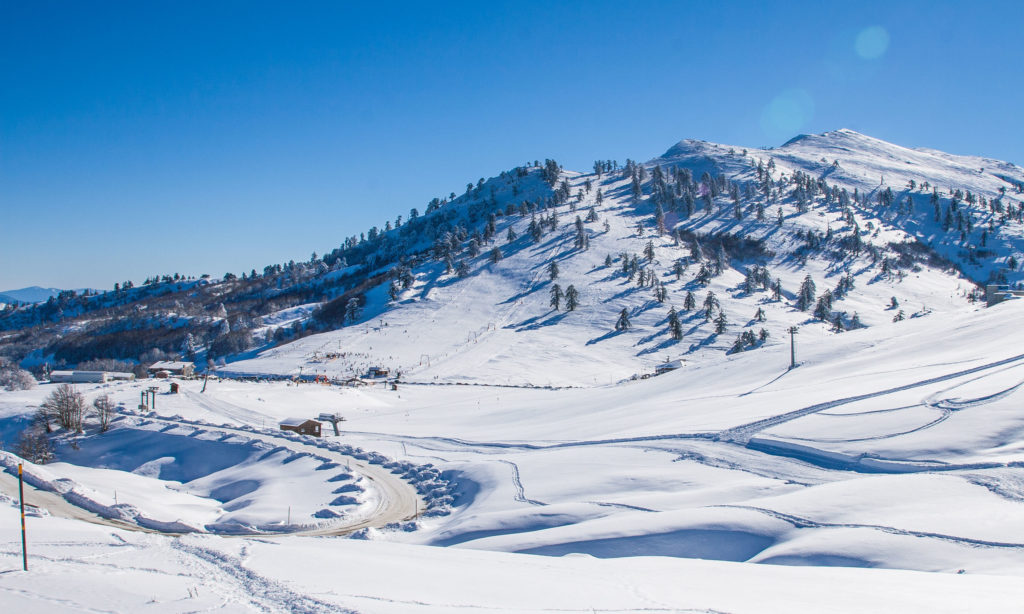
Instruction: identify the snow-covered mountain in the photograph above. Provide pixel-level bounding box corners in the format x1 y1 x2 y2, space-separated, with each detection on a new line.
6 129 1024 383
3 130 1024 612
215 129 1023 386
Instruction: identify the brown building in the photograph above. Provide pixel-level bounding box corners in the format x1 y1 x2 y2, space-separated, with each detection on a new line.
279 417 322 437
147 361 196 378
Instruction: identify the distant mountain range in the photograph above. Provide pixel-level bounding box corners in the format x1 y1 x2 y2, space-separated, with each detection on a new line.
0 286 66 304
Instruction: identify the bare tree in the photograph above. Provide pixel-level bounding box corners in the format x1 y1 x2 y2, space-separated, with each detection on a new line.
42 384 85 432
0 358 35 391
16 412 54 463
93 394 115 432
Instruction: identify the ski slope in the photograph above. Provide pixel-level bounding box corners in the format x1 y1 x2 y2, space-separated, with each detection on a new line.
3 130 1024 611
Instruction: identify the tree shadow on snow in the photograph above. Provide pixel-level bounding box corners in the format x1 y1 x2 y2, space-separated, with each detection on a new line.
514 311 569 332
587 329 628 345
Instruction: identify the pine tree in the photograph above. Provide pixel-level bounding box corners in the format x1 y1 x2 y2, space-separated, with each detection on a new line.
714 311 728 334
344 298 362 324
683 291 696 311
668 306 683 340
529 217 543 243
893 309 905 322
703 291 719 321
673 260 686 280
797 275 816 311
506 226 517 242
644 240 655 262
489 247 503 263
754 307 766 322
604 254 613 267
388 281 401 301
654 282 668 303
456 260 470 277
549 283 563 310
547 261 559 280
565 285 579 311
813 297 831 321
181 333 197 361
615 308 631 331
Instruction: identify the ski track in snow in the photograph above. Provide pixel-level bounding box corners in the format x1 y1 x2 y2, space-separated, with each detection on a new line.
497 459 546 506
717 505 1024 551
173 541 354 614
719 352 1024 443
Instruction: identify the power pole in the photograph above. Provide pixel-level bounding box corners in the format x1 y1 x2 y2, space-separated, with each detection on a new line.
788 326 799 369
19 463 27 571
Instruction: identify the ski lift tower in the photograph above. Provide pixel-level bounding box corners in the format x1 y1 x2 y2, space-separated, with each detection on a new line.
788 326 799 370
317 412 346 436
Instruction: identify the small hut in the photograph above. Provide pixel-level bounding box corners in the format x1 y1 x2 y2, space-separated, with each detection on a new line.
279 417 322 437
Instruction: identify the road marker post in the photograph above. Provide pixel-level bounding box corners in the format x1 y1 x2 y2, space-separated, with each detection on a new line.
19 463 27 571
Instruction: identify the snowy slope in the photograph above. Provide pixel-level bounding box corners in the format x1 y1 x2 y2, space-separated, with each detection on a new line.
224 129 1012 387
3 130 1024 612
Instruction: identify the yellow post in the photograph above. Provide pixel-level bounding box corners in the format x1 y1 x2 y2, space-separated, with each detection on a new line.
19 463 28 571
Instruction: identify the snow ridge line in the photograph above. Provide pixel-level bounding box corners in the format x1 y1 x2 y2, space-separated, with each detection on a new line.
719 352 1024 443
715 505 1024 550
172 540 355 614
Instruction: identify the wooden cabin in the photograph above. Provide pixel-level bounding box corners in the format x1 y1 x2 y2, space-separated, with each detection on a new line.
279 417 322 437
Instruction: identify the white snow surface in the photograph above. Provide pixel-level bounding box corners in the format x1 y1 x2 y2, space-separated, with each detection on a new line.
3 130 1024 611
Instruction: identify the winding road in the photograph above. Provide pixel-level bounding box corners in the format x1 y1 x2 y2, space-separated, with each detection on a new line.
0 412 423 537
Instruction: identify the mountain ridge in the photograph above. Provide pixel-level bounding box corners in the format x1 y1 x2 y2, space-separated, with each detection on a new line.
2 129 1022 386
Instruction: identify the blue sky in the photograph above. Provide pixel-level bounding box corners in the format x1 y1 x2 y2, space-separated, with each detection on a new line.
2 1 1021 290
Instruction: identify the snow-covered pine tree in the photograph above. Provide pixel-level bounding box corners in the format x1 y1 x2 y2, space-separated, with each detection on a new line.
797 275 816 311
565 285 579 311
668 306 683 340
549 283 563 311
714 311 728 334
615 308 631 331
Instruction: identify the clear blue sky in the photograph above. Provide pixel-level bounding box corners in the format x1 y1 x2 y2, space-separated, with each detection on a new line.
2 1 1021 290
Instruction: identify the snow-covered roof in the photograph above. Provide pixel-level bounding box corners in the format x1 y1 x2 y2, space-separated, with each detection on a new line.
656 360 683 370
279 417 319 427
148 361 194 370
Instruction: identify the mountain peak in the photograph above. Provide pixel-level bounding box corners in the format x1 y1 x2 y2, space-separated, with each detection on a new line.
661 138 719 159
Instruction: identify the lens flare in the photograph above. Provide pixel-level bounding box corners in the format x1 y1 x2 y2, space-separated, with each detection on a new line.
855 26 889 60
760 89 815 141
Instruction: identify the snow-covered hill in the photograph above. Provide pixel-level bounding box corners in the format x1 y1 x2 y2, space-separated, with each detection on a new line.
4 130 1024 612
221 129 1023 386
